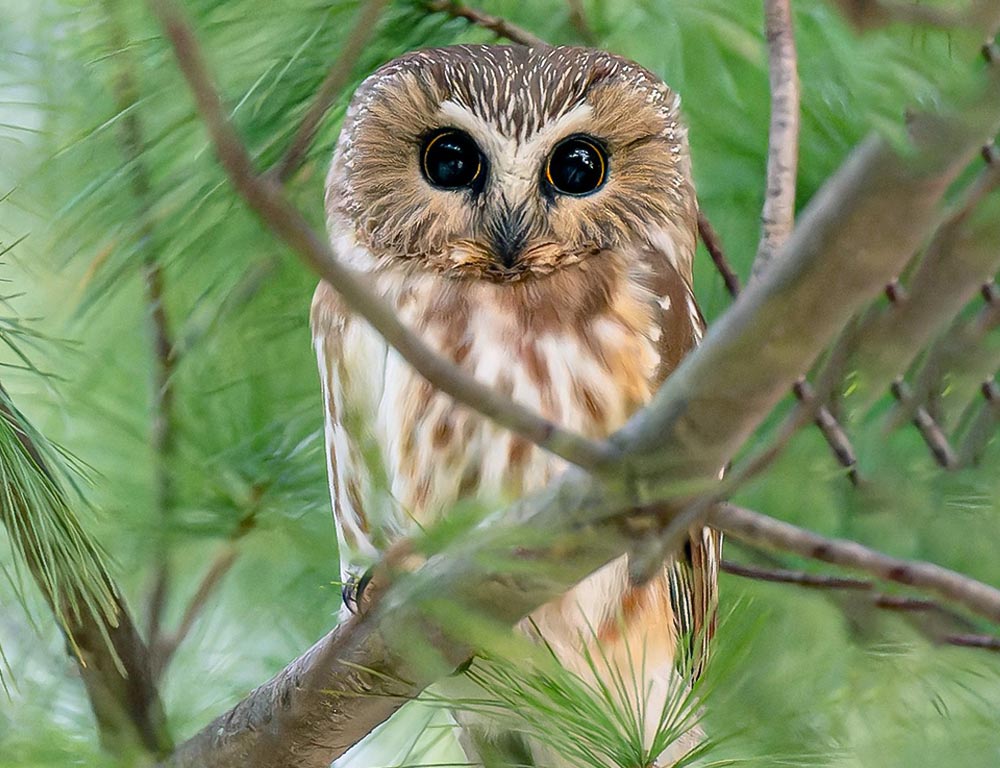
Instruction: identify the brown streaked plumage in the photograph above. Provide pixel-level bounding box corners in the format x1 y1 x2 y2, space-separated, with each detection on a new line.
311 44 719 767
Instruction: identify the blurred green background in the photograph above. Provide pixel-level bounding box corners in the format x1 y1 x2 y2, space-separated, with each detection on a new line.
1 1 998 766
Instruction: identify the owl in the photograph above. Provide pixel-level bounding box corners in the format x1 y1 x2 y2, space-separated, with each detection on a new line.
311 45 719 767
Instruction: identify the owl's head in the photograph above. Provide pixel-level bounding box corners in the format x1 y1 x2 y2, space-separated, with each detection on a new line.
326 45 696 283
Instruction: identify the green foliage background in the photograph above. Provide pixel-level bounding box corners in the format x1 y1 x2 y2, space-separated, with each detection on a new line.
1 0 998 766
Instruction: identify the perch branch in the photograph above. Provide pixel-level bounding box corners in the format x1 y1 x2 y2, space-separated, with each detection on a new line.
752 0 800 280
147 0 615 471
271 0 390 183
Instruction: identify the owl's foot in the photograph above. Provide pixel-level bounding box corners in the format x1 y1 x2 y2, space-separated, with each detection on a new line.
341 567 374 614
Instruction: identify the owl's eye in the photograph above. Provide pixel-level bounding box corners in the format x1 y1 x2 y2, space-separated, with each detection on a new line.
421 129 483 190
545 136 607 197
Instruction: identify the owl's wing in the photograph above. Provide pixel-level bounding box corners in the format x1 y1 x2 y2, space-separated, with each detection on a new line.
310 280 398 573
644 247 721 680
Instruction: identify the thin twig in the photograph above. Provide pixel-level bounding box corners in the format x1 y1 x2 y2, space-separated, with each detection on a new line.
148 0 614 471
722 559 870 589
752 0 800 280
957 379 1000 466
424 0 545 46
565 0 597 44
153 543 239 680
723 557 1000 652
793 378 860 483
271 0 390 183
697 211 741 297
713 503 1000 624
885 279 1000 432
104 0 178 656
890 378 959 468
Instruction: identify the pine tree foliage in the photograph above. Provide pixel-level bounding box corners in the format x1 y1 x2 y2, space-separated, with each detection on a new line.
1 0 999 766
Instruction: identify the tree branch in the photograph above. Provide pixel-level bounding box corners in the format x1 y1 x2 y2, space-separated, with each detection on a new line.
103 0 180 654
713 504 1000 624
423 1 545 47
885 277 1000 432
957 378 1000 466
696 211 741 298
271 0 390 183
825 0 1000 32
723 557 1000 652
151 542 239 681
752 0 800 280
844 145 1000 402
147 0 614 472
890 378 959 468
565 0 597 44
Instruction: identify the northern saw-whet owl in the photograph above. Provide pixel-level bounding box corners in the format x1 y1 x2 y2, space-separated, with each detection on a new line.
311 44 719 767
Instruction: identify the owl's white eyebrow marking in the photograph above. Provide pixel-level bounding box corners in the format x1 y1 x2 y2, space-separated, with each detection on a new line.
436 101 597 200
438 100 594 151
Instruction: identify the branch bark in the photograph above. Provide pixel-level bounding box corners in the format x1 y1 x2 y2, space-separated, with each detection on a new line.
424 1 545 47
713 504 1000 623
752 0 800 280
103 0 180 654
847 155 1000 402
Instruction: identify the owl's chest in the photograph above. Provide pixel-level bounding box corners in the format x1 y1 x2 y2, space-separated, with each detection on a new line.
361 275 661 525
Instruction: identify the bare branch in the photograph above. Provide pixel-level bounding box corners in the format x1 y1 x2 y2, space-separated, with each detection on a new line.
826 0 1000 32
793 378 859 483
722 559 871 589
152 543 239 681
271 0 390 183
103 0 180 652
713 504 1000 624
958 378 1000 466
890 378 959 468
847 147 1000 401
723 557 1000 652
565 0 598 44
147 0 614 472
697 211 741 298
424 0 545 46
886 279 1000 431
752 0 800 280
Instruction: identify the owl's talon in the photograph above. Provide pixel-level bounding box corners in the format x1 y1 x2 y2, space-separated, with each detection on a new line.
341 567 374 614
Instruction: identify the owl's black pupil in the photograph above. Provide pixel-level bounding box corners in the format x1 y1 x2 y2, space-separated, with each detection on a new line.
422 130 481 189
547 137 606 196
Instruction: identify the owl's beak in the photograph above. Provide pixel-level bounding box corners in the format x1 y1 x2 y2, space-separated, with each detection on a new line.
487 203 531 269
